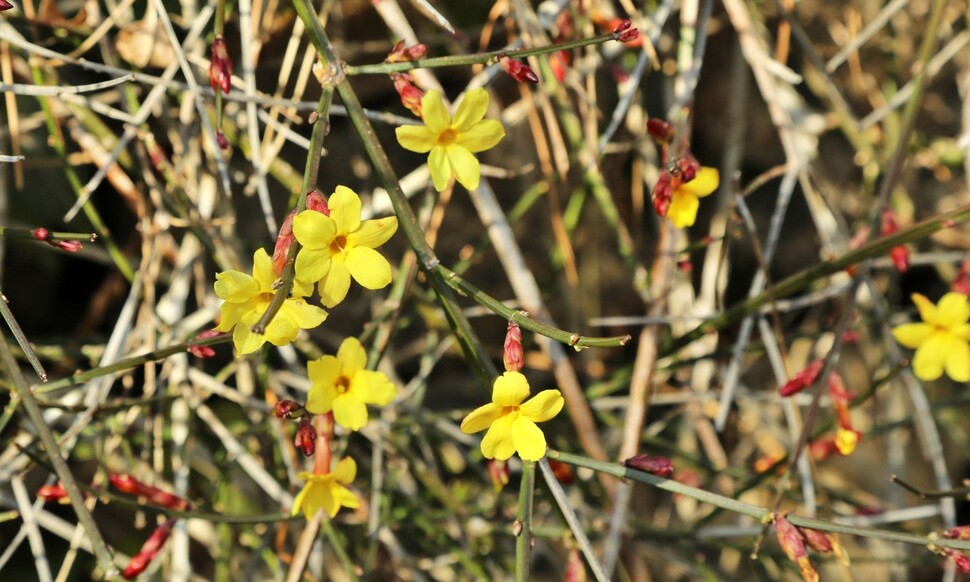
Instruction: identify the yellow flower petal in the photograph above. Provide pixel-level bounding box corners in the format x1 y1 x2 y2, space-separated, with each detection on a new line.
305 382 335 414
891 322 934 348
937 292 970 324
834 428 859 456
353 370 397 405
452 88 489 131
252 248 277 290
295 247 333 285
421 90 450 134
217 301 250 331
291 481 312 517
460 402 502 434
308 354 341 386
480 413 516 460
446 145 482 190
233 323 264 355
457 119 505 153
283 298 328 329
346 247 393 290
910 293 937 325
336 337 367 377
912 341 946 381
331 485 360 513
518 390 564 423
511 416 547 461
396 125 437 153
214 270 259 302
264 310 300 346
318 258 352 308
330 185 362 235
953 323 970 342
332 457 357 483
492 371 530 406
667 188 700 228
944 337 970 382
428 146 451 192
293 211 337 250
333 392 369 430
349 217 398 250
680 167 719 198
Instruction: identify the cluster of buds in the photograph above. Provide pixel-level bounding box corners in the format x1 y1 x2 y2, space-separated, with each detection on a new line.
880 208 909 273
272 190 330 276
503 321 524 372
610 18 640 44
391 73 424 118
385 40 427 64
929 526 970 573
780 359 862 457
652 153 700 219
952 258 970 295
623 454 674 478
273 398 317 457
32 227 86 253
209 35 233 95
187 328 223 358
499 57 538 84
773 514 838 582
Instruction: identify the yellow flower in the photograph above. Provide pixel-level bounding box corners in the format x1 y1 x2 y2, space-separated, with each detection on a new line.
892 292 970 382
305 337 397 431
292 185 398 308
667 167 719 228
460 371 564 461
291 457 360 520
214 249 327 355
395 88 505 191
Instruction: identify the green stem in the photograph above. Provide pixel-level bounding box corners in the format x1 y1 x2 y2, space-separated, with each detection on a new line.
666 204 970 355
548 450 970 551
320 518 361 581
0 290 47 381
344 32 624 76
0 331 119 577
515 461 536 582
0 227 96 241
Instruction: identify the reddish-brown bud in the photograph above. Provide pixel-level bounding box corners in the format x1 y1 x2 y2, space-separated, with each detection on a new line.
611 19 640 44
486 459 509 492
0 0 13 11
386 40 428 63
677 259 692 272
37 483 71 503
800 527 834 553
500 57 538 84
646 119 675 143
110 474 190 510
55 239 83 252
547 459 575 485
675 153 701 183
623 455 674 478
943 525 970 540
305 190 330 215
774 514 818 581
32 227 83 252
941 548 970 574
779 359 823 397
880 208 909 273
953 258 970 296
209 36 232 95
272 190 329 275
273 399 302 419
392 73 424 117
503 321 525 372
295 416 316 456
123 518 175 580
188 329 221 358
652 169 673 218
216 131 230 150
32 227 49 241
550 51 570 83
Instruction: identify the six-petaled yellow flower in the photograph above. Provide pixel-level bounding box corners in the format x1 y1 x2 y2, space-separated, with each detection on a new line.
305 337 397 431
668 167 719 228
293 185 398 308
292 457 360 520
395 88 505 191
460 371 564 461
214 248 327 355
892 292 970 382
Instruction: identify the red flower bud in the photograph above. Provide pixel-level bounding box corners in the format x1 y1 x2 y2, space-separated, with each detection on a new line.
391 73 424 118
800 527 833 553
880 208 909 273
110 474 190 510
652 169 673 218
675 154 700 183
305 190 330 215
295 416 316 456
610 19 640 44
487 459 510 492
623 455 674 478
612 18 632 33
386 40 428 63
953 258 970 296
547 459 575 485
37 483 70 503
779 359 823 397
273 399 302 419
123 518 175 579
188 329 221 358
55 240 83 252
550 51 570 83
646 119 675 143
943 525 970 540
503 321 524 372
209 36 233 95
500 57 538 84
940 548 970 574
0 0 13 11
272 190 330 275
32 227 49 241
774 514 819 581
32 227 83 252
216 131 230 150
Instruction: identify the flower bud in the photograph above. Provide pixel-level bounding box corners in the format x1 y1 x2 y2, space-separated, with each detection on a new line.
305 190 330 215
646 119 675 143
623 454 674 477
123 518 175 579
779 359 823 397
0 0 13 11
880 208 909 273
216 131 230 151
273 399 302 419
611 19 640 44
940 547 970 574
547 459 574 485
209 36 233 95
774 513 819 582
295 416 316 456
799 527 833 554
392 73 424 117
486 459 509 492
503 321 524 372
272 190 329 275
954 259 970 295
37 483 71 503
943 525 970 540
652 169 673 218
386 40 428 63
500 57 538 84
188 329 221 358
675 154 700 183
55 240 83 253
32 227 49 241
110 473 190 510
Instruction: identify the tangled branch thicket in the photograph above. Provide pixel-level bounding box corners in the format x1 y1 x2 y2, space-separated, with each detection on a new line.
1 0 969 580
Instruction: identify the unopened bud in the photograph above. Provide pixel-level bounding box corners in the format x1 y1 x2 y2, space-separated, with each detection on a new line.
123 518 175 579
188 329 221 358
392 73 424 117
547 459 574 485
646 119 675 143
32 227 83 252
500 57 538 84
800 527 833 553
110 473 190 510
32 227 49 241
652 169 673 218
305 190 330 215
216 131 230 150
486 459 509 491
209 36 233 95
940 547 970 574
37 483 71 503
503 321 524 372
295 417 316 456
55 239 83 252
774 514 819 581
953 259 970 295
273 191 329 275
623 454 674 477
386 40 428 63
274 399 302 419
881 208 909 273
779 359 823 397
0 0 13 11
612 19 640 43
943 525 970 541
675 154 700 183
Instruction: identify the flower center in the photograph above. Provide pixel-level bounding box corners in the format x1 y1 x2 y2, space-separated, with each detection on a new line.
501 406 519 416
335 376 351 394
329 235 348 255
437 128 458 146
